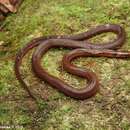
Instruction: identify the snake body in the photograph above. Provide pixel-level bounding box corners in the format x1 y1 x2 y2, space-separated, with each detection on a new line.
14 24 130 100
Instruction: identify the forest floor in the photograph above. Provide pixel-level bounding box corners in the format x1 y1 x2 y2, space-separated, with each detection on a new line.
0 0 130 130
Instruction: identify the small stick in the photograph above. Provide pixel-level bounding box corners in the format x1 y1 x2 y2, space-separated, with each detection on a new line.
0 4 9 13
0 0 16 12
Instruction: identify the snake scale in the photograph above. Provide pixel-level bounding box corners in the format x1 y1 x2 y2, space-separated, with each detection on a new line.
14 24 130 100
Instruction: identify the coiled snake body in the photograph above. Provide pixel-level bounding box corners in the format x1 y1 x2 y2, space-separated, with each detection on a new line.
15 24 130 100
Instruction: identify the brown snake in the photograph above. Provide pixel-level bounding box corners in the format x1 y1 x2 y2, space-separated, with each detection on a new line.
14 24 130 100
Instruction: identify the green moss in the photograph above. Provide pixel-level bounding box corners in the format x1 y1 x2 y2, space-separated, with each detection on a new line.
0 0 130 130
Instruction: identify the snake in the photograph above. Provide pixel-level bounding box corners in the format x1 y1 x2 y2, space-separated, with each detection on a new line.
14 24 130 100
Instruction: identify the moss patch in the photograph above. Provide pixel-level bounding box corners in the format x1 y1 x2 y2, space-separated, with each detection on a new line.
0 0 130 130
